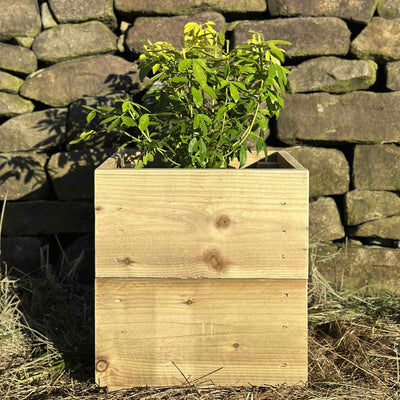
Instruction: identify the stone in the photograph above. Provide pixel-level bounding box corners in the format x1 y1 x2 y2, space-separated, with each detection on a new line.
19 55 140 107
386 61 400 91
47 149 112 200
0 43 37 75
13 37 35 48
0 92 35 117
0 0 41 41
277 92 400 145
353 144 400 191
41 2 57 29
48 0 117 28
32 22 118 64
2 201 94 236
287 57 377 93
0 152 50 200
350 216 400 240
268 0 377 24
285 146 349 197
115 0 266 16
312 244 400 293
345 190 400 225
126 13 226 53
66 94 127 149
1 236 42 272
377 0 400 19
350 17 400 63
0 72 24 94
234 18 350 58
309 197 345 242
0 108 67 152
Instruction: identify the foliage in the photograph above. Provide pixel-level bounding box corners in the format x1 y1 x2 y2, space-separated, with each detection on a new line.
72 22 290 168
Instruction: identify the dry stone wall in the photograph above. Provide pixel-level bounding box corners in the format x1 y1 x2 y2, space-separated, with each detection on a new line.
1 0 400 291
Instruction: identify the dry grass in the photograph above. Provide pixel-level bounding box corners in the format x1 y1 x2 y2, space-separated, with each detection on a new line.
0 250 400 400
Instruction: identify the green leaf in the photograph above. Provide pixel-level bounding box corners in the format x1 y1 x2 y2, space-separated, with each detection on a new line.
193 60 207 88
200 119 207 135
239 145 247 168
188 137 197 153
232 81 246 91
86 110 96 124
193 114 200 130
100 115 118 125
257 113 268 131
202 85 217 98
107 117 120 133
256 136 264 153
199 138 207 154
178 59 192 71
170 77 189 83
191 86 203 106
134 160 144 169
229 82 239 103
200 114 212 125
139 114 149 131
152 63 161 74
216 105 227 119
139 65 151 82
121 116 136 127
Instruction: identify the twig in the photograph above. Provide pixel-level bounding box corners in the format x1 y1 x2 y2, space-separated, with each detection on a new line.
171 361 201 396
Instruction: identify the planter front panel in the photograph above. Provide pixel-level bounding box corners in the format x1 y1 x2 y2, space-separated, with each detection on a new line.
95 168 308 279
95 278 308 390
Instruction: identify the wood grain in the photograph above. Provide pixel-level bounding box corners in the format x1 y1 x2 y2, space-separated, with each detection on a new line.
95 278 308 390
95 167 309 279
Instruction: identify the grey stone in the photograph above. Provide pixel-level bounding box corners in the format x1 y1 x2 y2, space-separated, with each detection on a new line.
287 57 377 93
312 244 400 293
0 72 24 94
1 236 42 272
285 146 349 197
66 94 127 149
377 0 400 19
0 108 67 152
0 43 37 75
309 197 345 242
41 2 57 29
126 13 226 53
350 216 400 240
2 201 94 236
268 0 378 24
48 0 117 29
234 18 350 58
278 92 400 145
386 61 400 91
32 22 117 64
0 152 50 200
0 0 41 41
345 190 400 225
19 55 140 107
353 144 400 190
115 0 266 16
13 37 35 48
0 92 34 117
47 149 112 200
351 17 400 62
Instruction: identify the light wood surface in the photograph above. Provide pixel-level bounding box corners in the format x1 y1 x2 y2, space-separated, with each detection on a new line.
95 278 308 389
95 165 309 279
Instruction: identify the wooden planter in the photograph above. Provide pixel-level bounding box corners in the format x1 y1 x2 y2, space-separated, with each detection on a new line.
95 151 309 391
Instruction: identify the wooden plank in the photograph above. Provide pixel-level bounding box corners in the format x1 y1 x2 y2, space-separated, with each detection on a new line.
95 168 309 279
95 278 308 390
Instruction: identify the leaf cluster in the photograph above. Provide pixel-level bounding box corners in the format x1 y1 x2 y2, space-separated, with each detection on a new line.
73 22 290 168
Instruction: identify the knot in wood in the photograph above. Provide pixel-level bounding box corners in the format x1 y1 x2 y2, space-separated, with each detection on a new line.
184 299 193 305
210 254 223 270
216 215 230 228
232 342 240 349
96 360 108 372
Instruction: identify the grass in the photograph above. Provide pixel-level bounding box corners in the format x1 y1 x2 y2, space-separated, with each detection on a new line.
0 251 400 399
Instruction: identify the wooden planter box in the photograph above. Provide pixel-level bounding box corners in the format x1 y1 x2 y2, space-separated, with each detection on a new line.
95 151 309 391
